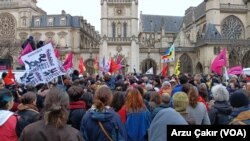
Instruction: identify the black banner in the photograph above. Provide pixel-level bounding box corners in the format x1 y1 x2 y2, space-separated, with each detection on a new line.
167 125 250 141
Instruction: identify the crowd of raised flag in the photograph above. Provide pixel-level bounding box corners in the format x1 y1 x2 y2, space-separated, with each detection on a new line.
0 37 249 141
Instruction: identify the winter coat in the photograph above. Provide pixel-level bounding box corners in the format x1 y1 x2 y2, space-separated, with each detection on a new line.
81 106 127 141
118 106 151 141
16 104 40 136
151 103 169 120
209 101 232 125
148 108 188 141
68 101 86 130
187 102 211 125
229 106 250 125
0 110 18 141
19 120 84 141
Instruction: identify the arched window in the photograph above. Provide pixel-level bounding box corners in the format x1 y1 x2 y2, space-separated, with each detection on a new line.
141 58 157 75
195 62 203 74
221 15 244 39
241 50 250 68
179 53 193 74
112 22 116 38
117 22 121 36
229 49 239 67
123 22 127 37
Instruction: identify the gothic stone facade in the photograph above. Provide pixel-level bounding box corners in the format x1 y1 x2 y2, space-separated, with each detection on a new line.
2 0 250 75
139 0 250 75
0 0 100 72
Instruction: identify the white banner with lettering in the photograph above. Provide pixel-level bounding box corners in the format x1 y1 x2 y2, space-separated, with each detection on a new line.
21 43 65 86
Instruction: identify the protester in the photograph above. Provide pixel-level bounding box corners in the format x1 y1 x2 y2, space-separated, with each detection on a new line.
67 86 86 130
19 88 84 141
80 85 127 141
228 91 250 125
186 86 211 125
209 84 232 125
172 92 195 124
118 87 151 141
148 108 188 141
0 88 18 141
16 92 40 135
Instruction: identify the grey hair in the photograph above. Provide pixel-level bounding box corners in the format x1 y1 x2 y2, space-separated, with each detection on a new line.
211 84 229 101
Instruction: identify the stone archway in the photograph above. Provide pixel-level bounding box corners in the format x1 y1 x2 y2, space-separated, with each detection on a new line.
141 58 157 75
179 53 193 74
242 50 250 68
85 59 95 75
195 62 203 74
229 49 240 67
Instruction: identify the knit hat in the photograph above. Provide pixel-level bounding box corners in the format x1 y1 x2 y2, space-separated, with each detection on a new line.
230 91 249 108
172 92 189 112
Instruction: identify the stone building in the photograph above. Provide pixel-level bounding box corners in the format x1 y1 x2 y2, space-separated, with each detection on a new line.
0 0 100 73
2 0 250 76
138 0 250 75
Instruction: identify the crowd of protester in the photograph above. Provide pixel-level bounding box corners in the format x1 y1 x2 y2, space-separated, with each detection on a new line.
0 70 250 141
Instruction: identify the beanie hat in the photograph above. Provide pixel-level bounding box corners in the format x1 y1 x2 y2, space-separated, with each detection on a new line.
173 92 189 112
230 91 249 108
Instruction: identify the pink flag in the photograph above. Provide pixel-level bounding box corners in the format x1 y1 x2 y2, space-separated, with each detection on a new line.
18 43 33 64
211 48 227 75
63 52 73 71
54 48 60 59
228 66 243 75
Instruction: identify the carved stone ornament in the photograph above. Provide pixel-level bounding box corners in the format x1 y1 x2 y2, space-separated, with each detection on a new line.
221 16 244 39
19 32 28 39
57 31 68 38
0 13 16 38
45 32 55 38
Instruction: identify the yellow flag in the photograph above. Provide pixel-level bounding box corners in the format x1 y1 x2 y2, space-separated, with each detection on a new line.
175 59 180 76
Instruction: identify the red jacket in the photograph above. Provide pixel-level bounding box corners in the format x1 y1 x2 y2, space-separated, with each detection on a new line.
0 115 18 141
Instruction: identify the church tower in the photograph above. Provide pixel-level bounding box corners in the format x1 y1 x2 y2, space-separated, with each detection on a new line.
100 0 139 73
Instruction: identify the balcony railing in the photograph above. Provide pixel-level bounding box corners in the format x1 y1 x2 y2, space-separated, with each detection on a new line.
196 39 250 46
107 0 132 3
220 4 247 13
0 1 19 9
108 37 131 43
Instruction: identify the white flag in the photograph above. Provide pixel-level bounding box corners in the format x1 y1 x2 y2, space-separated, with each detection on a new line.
146 67 153 75
223 67 229 81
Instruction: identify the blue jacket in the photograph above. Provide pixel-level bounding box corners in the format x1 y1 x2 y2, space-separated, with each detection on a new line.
80 107 127 141
125 109 151 141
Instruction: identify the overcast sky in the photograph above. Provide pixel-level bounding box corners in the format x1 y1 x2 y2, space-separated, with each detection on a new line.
37 0 203 32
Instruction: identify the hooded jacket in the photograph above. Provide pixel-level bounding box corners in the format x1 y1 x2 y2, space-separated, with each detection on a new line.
209 101 232 125
0 110 18 141
81 106 127 141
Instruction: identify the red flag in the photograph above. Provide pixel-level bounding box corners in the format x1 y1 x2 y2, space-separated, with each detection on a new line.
18 43 33 64
109 58 122 73
54 48 60 59
78 57 86 74
63 52 73 71
94 55 99 71
228 66 243 75
4 67 15 85
211 48 227 75
161 63 168 78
